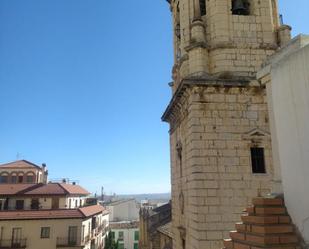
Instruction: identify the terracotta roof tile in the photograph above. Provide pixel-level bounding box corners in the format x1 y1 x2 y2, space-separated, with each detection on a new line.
59 183 90 195
0 184 37 196
24 183 67 195
0 209 83 220
0 183 90 196
0 205 107 220
79 205 106 217
0 160 42 170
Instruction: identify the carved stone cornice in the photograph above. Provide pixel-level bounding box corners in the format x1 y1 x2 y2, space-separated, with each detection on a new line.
161 75 257 132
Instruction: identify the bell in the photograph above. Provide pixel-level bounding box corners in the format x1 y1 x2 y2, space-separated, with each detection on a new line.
232 0 247 15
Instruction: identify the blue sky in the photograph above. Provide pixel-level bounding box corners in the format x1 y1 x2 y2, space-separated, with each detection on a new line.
0 1 308 195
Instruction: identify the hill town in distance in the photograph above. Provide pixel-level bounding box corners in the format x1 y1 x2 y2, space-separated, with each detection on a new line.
1 0 309 249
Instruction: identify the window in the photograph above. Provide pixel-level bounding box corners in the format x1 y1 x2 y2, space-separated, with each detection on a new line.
31 198 40 210
118 243 124 249
251 147 266 173
12 228 22 247
68 226 78 245
0 175 8 183
11 175 17 183
41 227 50 238
134 243 139 249
111 231 115 239
75 200 78 208
176 141 183 177
199 0 206 16
26 175 34 183
81 225 85 242
118 231 124 241
231 0 250 15
18 175 23 183
134 231 139 241
69 199 72 209
15 200 24 210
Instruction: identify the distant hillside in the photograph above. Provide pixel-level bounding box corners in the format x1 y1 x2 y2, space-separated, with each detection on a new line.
109 193 171 202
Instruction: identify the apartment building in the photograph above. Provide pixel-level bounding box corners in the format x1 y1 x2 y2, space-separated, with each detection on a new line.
0 160 109 249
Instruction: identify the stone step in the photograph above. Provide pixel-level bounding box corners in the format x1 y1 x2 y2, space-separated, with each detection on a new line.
223 198 301 249
255 207 287 215
230 231 298 246
233 241 300 249
223 238 233 249
252 198 284 207
241 214 291 225
236 222 294 234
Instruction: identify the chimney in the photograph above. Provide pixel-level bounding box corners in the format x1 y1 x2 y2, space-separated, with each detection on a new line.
62 179 66 183
42 163 48 184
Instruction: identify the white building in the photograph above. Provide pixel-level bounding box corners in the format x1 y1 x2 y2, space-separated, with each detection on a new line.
106 199 139 222
105 199 139 249
110 221 139 249
258 34 309 247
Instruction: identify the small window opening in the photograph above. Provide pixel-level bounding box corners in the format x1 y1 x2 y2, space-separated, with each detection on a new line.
232 0 250 15
182 239 186 249
199 0 206 16
176 142 183 177
18 175 23 183
251 147 266 173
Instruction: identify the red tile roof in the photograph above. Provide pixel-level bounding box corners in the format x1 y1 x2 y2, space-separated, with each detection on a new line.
0 209 82 220
0 160 42 170
79 205 106 217
0 183 90 196
24 183 67 195
0 205 107 220
0 184 37 196
59 183 90 195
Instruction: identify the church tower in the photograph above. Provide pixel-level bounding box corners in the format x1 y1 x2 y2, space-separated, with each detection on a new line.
162 0 291 249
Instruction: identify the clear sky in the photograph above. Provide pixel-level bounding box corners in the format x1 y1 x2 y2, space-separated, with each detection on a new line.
0 1 308 195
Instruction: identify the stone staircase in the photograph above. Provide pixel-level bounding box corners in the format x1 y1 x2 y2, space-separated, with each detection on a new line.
223 197 301 249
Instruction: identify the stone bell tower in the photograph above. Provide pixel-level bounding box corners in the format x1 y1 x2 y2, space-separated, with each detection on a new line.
162 0 291 249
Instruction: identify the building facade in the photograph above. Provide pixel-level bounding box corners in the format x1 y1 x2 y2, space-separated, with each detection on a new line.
139 203 171 249
162 0 291 248
0 205 109 249
105 199 140 249
110 221 139 249
106 199 139 222
0 160 109 249
0 160 48 184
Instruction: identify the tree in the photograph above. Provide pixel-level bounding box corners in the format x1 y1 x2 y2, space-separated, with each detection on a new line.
104 231 118 249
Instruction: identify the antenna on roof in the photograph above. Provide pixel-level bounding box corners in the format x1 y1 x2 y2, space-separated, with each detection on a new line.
16 152 21 160
101 186 104 201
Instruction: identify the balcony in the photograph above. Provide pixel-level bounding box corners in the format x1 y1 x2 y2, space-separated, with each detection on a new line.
0 239 27 248
56 237 83 248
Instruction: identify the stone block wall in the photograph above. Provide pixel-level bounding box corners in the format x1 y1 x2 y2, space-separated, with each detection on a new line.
167 83 274 249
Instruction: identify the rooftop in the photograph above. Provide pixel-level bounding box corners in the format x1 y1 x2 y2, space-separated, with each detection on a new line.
0 183 90 196
110 220 139 229
106 198 136 206
0 160 43 170
0 204 107 220
157 222 173 238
